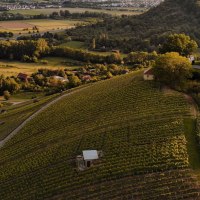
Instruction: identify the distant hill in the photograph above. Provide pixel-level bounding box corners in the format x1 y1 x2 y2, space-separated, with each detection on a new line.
68 0 200 52
1 72 200 199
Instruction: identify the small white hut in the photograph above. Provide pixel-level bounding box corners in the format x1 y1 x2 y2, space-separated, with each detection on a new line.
76 150 102 171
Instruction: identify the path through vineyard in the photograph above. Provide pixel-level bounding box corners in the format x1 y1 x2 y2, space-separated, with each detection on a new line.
0 86 89 149
184 94 199 118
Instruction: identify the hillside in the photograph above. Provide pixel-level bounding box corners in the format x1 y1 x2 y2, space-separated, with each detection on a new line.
68 0 200 52
1 72 200 199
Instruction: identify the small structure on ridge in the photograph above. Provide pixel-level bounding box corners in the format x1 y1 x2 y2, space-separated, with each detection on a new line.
76 150 103 171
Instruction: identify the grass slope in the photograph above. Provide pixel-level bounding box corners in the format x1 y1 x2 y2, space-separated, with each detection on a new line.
0 72 200 199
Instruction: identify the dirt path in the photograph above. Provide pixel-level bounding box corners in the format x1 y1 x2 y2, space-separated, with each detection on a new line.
184 94 199 118
0 86 89 149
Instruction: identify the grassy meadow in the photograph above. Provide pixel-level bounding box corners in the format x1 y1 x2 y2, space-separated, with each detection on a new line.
0 57 81 77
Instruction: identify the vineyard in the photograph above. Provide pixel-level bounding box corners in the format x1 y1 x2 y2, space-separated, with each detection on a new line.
0 94 59 141
0 72 200 199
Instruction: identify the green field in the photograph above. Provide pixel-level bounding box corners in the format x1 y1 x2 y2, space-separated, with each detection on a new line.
1 72 200 199
0 57 81 76
8 7 146 16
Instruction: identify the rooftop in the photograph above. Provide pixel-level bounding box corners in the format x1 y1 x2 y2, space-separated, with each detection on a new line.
144 68 154 75
83 150 99 160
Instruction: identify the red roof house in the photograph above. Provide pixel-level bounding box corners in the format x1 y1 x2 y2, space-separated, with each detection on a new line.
143 68 154 81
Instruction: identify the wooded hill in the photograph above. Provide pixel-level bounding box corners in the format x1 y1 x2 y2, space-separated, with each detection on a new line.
68 0 200 52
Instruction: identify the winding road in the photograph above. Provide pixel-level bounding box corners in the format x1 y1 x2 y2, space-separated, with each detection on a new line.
0 86 89 149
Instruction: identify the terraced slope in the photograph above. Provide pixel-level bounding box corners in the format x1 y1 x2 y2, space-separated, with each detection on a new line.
0 73 200 199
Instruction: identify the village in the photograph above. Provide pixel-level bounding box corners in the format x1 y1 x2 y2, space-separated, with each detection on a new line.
0 0 163 12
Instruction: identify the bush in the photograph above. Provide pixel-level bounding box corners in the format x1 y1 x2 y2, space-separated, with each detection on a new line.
40 60 48 65
3 90 11 100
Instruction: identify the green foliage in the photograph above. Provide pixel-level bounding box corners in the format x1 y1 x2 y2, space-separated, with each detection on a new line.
3 90 11 100
0 39 49 62
0 75 20 95
124 51 157 66
68 75 81 87
51 46 122 64
153 52 192 89
160 33 198 56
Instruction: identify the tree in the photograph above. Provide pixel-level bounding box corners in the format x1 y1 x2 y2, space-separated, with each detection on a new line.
3 90 11 100
160 33 198 56
153 52 192 89
69 75 81 88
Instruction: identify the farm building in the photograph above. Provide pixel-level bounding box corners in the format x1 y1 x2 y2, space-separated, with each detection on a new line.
81 75 92 82
76 150 103 171
143 68 154 81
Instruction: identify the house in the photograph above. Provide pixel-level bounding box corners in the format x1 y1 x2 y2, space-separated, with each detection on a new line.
51 76 69 83
76 150 103 171
143 68 154 81
188 55 195 64
81 75 92 82
17 73 28 82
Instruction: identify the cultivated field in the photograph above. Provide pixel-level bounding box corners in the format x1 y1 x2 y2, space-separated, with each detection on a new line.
0 19 86 34
0 94 58 141
0 57 81 76
8 7 146 16
0 73 200 199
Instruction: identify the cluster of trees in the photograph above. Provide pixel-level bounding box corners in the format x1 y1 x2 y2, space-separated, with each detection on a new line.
0 39 49 61
124 51 158 67
17 31 65 42
159 34 198 56
0 31 13 38
50 10 112 20
0 12 25 21
51 46 122 64
0 75 20 95
153 52 192 89
0 10 112 22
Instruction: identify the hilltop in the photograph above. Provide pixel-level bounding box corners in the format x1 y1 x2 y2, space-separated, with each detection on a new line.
68 0 200 52
1 72 200 199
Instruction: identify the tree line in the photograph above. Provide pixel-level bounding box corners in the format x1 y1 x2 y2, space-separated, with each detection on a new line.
0 10 112 21
0 39 49 61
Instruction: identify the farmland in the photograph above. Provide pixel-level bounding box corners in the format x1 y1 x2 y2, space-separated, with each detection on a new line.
0 19 86 34
0 72 200 199
0 57 81 76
